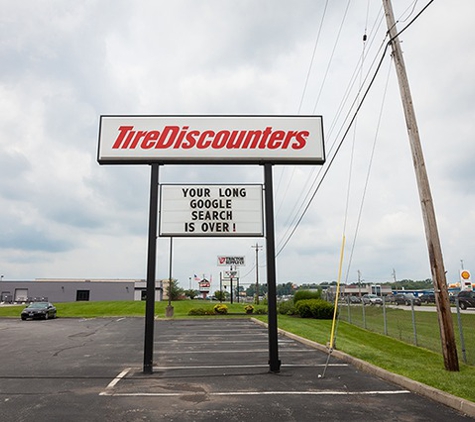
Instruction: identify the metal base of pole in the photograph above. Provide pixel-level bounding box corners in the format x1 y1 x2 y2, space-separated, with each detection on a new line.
166 305 174 318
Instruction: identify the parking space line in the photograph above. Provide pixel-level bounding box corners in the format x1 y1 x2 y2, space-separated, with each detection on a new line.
100 368 131 395
155 349 316 354
153 363 348 370
101 389 411 397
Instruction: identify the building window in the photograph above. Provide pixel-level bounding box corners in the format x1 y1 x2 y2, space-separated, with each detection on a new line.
76 290 90 301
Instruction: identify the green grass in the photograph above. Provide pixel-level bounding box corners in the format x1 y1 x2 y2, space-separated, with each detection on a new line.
338 304 475 365
2 300 474 403
0 300 264 318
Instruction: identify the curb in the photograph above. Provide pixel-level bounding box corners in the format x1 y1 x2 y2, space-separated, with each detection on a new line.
250 318 475 418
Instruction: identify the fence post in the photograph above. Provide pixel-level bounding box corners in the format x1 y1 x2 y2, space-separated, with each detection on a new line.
362 301 367 330
347 296 351 324
455 298 467 364
411 298 417 346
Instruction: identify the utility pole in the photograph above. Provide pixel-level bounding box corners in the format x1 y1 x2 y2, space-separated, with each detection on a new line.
383 0 459 371
252 243 263 304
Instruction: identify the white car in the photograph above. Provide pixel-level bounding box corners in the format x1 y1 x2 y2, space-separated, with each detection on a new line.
362 294 383 305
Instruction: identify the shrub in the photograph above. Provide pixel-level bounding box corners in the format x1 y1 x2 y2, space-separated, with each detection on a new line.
244 305 254 314
255 307 267 315
294 290 322 304
278 300 297 315
295 299 335 319
213 304 228 315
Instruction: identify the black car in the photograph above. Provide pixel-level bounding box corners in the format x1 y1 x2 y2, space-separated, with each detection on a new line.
347 295 362 304
457 290 475 310
21 302 57 320
393 293 421 306
419 293 436 304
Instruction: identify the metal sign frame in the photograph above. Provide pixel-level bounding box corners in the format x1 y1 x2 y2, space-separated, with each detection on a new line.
97 115 325 375
159 184 264 237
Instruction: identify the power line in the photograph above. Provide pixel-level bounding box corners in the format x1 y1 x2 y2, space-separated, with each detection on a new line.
275 1 435 257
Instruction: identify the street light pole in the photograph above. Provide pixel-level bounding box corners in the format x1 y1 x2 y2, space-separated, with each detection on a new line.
166 237 174 317
252 243 262 304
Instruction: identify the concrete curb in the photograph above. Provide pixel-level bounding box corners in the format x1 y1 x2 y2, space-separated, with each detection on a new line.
250 318 475 418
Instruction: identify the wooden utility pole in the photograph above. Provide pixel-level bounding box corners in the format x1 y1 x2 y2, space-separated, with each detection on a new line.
383 0 458 371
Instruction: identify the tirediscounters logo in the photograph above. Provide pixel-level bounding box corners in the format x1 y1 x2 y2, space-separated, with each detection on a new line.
97 115 324 164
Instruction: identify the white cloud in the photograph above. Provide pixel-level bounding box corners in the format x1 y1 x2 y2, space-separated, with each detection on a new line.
1 0 474 291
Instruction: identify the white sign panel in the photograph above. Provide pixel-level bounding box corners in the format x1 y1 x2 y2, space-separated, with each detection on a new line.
97 115 324 164
159 185 263 237
217 256 246 266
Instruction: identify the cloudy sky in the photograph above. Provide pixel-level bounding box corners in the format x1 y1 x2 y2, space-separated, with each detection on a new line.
1 0 474 292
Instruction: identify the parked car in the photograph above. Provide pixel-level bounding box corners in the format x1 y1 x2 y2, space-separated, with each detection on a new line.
347 295 362 304
21 302 57 320
384 294 396 304
393 293 421 306
419 293 436 304
362 294 383 305
457 290 475 310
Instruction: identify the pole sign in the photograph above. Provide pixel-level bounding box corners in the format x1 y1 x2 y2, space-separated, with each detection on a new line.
159 185 263 237
217 256 246 266
97 115 324 165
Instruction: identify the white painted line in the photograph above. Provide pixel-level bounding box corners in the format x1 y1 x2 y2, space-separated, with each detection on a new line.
100 368 131 395
153 363 348 370
101 389 411 397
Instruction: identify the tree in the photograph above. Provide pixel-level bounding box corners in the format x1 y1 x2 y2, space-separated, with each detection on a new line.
184 289 198 299
214 290 227 301
167 279 184 301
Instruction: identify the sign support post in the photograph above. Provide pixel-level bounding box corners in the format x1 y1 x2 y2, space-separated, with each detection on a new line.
264 163 281 373
98 115 324 376
143 163 159 374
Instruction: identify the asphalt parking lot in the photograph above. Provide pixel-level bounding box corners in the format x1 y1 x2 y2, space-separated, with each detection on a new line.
0 317 473 421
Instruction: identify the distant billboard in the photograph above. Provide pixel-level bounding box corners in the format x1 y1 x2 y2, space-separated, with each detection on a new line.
217 256 246 266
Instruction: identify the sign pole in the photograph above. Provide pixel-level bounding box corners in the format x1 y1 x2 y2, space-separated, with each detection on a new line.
264 163 281 373
143 163 159 374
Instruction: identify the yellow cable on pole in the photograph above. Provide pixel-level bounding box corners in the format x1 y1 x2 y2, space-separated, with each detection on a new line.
329 235 345 350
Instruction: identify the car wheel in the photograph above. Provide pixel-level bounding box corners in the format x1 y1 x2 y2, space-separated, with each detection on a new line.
44 313 48 320
21 316 26 321
459 302 467 310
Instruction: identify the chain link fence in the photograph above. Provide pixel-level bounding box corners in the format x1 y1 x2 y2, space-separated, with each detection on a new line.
337 298 475 366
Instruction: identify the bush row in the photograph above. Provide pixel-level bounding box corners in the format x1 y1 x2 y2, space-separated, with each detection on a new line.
278 298 335 319
187 304 267 316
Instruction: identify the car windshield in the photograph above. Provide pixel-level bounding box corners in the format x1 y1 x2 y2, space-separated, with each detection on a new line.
27 303 48 309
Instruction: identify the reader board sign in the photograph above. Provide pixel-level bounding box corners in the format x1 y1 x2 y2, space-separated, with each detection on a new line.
217 256 246 266
223 270 239 278
97 115 325 165
159 185 263 237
